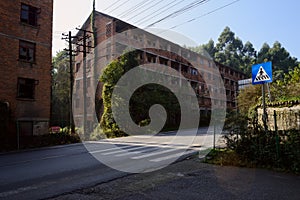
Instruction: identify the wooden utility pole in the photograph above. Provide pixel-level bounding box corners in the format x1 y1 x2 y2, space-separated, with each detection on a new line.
62 31 77 133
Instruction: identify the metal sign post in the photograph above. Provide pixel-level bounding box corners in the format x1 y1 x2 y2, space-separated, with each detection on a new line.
252 61 273 132
261 83 267 132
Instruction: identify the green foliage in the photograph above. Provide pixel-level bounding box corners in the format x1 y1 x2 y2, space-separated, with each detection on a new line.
205 149 252 167
0 129 81 151
223 113 300 173
99 50 182 137
51 50 71 127
270 64 300 102
237 64 300 117
191 26 298 77
99 51 138 138
237 85 262 115
90 124 106 140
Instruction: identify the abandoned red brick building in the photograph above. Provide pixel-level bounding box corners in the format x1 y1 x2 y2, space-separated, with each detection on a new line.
0 0 53 142
73 11 246 132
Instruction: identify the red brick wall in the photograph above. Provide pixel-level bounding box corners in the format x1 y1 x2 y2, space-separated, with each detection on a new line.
0 0 53 136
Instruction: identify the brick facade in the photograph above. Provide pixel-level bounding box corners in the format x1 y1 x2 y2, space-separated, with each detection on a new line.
0 0 53 138
73 11 246 131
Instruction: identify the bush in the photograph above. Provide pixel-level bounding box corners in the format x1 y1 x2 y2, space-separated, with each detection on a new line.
90 124 107 140
222 113 300 174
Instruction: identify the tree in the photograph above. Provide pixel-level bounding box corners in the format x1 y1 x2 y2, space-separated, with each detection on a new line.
271 64 300 101
237 85 262 116
51 50 70 127
99 51 138 137
241 41 257 75
214 27 245 70
99 50 181 137
257 41 298 80
190 39 217 58
190 26 298 78
238 64 300 117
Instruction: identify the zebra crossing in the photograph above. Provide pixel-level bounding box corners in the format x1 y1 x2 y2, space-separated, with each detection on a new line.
83 129 225 172
86 138 199 163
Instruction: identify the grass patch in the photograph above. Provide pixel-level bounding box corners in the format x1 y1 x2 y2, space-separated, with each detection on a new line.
204 148 255 168
204 148 299 174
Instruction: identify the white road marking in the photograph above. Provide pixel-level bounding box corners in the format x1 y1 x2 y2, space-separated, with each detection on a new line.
131 148 179 159
150 150 195 162
89 146 123 154
101 146 148 155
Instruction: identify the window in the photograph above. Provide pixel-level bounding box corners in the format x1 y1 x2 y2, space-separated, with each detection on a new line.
19 40 35 62
20 3 38 26
76 80 80 90
190 68 198 75
17 78 36 99
106 23 112 37
199 58 204 65
75 62 81 73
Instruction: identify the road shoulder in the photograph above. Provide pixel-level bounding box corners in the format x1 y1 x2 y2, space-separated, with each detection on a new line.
49 156 300 200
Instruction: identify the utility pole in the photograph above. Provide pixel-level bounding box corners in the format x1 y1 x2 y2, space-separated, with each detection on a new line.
75 28 94 138
62 31 77 133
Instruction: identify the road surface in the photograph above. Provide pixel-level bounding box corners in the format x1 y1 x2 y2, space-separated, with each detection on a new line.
0 127 220 199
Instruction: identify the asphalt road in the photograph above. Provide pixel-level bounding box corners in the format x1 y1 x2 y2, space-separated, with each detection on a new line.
50 157 300 200
0 127 217 199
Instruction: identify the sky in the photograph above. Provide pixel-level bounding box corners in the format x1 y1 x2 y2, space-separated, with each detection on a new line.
53 0 300 59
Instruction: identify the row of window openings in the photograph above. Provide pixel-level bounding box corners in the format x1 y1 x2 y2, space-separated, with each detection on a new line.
75 95 232 109
75 64 236 91
220 67 244 79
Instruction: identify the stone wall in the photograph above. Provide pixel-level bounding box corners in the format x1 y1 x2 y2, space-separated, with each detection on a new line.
257 105 300 131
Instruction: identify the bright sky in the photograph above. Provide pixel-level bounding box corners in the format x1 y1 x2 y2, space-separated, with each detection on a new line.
53 0 299 59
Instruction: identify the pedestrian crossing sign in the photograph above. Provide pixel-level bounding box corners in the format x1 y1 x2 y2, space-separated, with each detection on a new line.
252 61 272 85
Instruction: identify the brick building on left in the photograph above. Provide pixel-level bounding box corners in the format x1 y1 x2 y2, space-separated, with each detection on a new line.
0 0 53 143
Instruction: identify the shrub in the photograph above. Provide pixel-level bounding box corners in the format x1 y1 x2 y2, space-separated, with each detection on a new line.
222 113 300 173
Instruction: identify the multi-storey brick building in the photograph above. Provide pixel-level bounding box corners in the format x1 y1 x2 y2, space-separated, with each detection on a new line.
73 11 245 132
0 0 53 142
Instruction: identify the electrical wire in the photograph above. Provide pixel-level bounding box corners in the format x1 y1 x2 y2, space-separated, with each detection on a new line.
144 0 211 28
134 0 186 25
106 0 133 14
103 0 120 11
117 0 153 18
154 0 241 33
126 0 164 21
104 0 127 12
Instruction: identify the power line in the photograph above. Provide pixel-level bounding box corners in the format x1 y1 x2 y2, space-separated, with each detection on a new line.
126 0 163 21
107 0 133 14
144 0 211 28
155 0 241 33
134 0 186 25
104 0 125 11
118 0 154 18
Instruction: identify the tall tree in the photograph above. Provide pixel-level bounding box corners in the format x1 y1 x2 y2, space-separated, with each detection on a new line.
190 26 298 78
257 41 298 80
51 50 70 127
197 39 217 58
215 26 244 70
241 41 257 75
